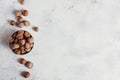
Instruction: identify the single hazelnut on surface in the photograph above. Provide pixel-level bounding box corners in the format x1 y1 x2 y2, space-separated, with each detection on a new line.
23 20 30 26
8 37 14 43
20 0 24 5
20 58 26 64
16 34 23 40
27 37 34 43
33 27 39 32
22 71 30 78
14 49 21 55
16 22 24 28
17 16 24 22
16 11 22 17
10 20 16 26
22 10 28 16
24 32 31 38
13 43 20 49
19 39 26 45
25 61 33 69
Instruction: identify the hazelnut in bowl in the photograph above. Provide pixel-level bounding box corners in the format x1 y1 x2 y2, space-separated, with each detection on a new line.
8 30 34 55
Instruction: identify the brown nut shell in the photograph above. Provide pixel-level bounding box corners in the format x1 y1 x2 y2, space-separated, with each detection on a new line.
22 71 30 78
25 61 33 69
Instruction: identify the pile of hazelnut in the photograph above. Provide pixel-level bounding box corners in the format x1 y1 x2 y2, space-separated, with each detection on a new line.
8 0 39 78
9 30 34 55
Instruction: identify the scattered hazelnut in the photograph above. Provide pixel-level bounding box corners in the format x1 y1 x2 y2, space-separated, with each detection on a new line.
19 39 26 45
25 61 33 69
10 20 16 26
8 37 14 43
22 71 30 78
27 37 34 43
17 22 24 28
24 32 31 38
17 16 23 22
22 10 28 16
20 0 24 5
16 11 22 17
33 27 39 32
20 58 26 64
23 20 30 26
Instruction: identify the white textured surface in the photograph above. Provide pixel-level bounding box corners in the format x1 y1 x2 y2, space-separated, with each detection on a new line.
0 0 120 80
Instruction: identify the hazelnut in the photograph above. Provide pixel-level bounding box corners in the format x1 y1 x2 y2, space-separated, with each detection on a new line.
17 22 24 28
17 16 23 22
16 11 22 17
21 49 26 54
22 10 28 16
20 58 26 64
25 61 33 69
24 32 30 38
10 20 16 26
25 48 31 52
33 27 39 32
20 0 24 5
25 43 31 49
16 34 23 40
30 43 34 47
14 49 21 55
22 71 30 78
27 37 34 43
19 39 26 45
23 20 30 26
20 46 25 50
8 37 14 43
13 43 20 49
18 30 24 35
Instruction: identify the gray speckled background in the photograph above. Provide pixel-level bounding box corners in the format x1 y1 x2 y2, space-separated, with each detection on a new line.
0 0 120 80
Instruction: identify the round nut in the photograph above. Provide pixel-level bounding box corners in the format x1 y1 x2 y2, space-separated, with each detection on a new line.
18 30 24 35
14 49 21 55
30 43 34 47
23 20 30 26
17 16 23 22
17 22 24 28
16 11 22 17
16 34 23 40
22 71 30 78
27 37 34 43
8 37 14 43
25 43 31 49
19 39 26 45
25 48 31 52
13 43 20 49
25 61 33 69
20 58 26 64
20 0 24 5
33 27 39 32
10 20 16 26
24 32 31 38
22 10 28 16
